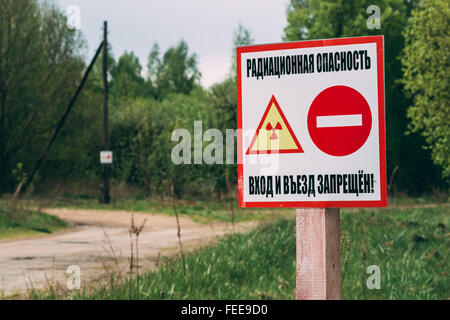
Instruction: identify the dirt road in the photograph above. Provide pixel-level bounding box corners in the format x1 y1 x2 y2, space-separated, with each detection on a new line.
0 208 255 297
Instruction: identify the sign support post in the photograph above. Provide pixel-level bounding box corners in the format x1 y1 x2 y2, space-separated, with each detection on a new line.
296 208 341 300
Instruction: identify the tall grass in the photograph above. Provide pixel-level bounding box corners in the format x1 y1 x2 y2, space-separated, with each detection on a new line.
340 206 449 299
0 205 67 239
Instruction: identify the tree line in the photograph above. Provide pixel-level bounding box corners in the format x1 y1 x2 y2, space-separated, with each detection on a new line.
0 0 448 199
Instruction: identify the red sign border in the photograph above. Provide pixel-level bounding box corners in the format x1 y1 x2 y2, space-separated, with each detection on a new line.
246 95 304 155
237 36 387 208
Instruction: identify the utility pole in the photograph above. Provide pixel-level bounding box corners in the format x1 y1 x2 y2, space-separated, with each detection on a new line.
101 21 111 204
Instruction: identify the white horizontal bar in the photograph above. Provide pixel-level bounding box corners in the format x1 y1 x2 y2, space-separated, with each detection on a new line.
316 114 362 128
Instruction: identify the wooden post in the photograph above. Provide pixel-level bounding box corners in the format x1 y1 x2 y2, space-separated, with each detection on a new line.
296 208 341 300
101 21 110 204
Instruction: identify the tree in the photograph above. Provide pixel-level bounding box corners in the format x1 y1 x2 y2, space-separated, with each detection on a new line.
204 25 254 196
37 45 114 186
110 51 145 104
147 40 201 99
283 0 445 194
230 24 254 76
110 88 211 197
402 0 450 178
0 0 85 192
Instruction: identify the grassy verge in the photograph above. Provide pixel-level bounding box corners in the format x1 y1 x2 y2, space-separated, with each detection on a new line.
0 205 68 239
6 194 447 224
3 196 291 223
31 204 449 300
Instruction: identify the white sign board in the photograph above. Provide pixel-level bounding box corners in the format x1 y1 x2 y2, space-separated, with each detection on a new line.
100 151 113 164
237 36 386 208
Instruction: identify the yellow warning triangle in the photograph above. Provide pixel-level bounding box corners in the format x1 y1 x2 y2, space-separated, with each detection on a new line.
246 95 304 154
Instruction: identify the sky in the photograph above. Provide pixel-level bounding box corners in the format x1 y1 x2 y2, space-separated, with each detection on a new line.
55 0 290 88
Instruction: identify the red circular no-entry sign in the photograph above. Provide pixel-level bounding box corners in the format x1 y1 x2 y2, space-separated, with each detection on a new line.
307 85 372 156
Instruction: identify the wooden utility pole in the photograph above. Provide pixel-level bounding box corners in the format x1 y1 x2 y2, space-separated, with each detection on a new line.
296 208 341 300
100 21 111 204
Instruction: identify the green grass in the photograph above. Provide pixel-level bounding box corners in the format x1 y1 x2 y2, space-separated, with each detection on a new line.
31 204 449 300
4 194 447 225
10 196 290 223
340 205 449 299
0 205 68 239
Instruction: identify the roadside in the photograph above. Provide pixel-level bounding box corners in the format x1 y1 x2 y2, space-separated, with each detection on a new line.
0 206 67 241
12 196 292 223
32 204 450 300
0 208 257 297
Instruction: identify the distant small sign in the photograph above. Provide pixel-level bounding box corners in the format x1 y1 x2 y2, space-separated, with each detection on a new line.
100 151 113 164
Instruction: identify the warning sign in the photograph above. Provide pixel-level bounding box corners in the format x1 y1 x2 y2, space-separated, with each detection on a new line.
100 151 113 164
247 95 303 154
307 85 372 157
237 36 386 208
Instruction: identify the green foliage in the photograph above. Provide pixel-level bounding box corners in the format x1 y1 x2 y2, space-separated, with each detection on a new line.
110 51 145 104
198 24 254 197
110 88 216 196
0 0 85 192
105 29 247 198
36 50 107 187
1 0 446 199
283 0 447 194
231 24 254 76
44 196 283 223
147 40 201 99
0 206 67 238
284 0 412 41
401 0 450 178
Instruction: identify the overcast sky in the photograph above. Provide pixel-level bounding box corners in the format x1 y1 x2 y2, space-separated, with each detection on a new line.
55 0 290 87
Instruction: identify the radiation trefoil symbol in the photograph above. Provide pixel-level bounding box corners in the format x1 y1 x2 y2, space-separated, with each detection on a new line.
266 122 283 140
246 95 304 155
